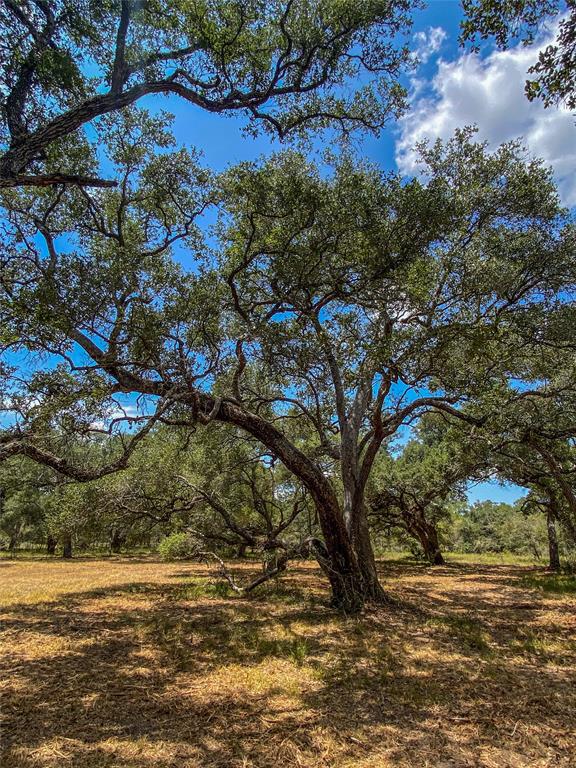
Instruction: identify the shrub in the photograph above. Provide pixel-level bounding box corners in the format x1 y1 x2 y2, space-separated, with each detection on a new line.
158 533 198 561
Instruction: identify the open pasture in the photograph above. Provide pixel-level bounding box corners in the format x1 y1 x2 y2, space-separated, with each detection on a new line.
1 557 575 768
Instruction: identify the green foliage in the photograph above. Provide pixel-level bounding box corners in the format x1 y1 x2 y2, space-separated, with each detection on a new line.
452 500 549 558
0 458 50 550
157 532 198 561
460 1 561 48
0 0 419 184
370 413 478 562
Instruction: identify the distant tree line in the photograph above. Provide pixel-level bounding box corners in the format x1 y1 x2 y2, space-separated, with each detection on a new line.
2 418 574 575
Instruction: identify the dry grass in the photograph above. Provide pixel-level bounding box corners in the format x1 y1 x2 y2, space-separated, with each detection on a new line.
1 557 575 768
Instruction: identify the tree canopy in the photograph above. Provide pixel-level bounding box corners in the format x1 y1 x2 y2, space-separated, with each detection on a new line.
0 0 418 187
1 107 575 608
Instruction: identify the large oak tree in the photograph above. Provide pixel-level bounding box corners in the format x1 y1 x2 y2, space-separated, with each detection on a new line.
1 112 574 610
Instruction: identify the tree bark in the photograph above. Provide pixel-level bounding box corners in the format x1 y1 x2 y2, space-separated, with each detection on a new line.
306 535 365 613
236 541 248 558
110 528 125 554
46 535 57 555
8 523 22 552
62 533 73 559
340 434 388 604
546 510 560 571
409 516 445 565
533 444 576 537
350 504 388 602
423 523 445 565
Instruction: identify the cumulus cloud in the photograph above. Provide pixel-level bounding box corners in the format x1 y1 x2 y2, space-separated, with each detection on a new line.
396 32 576 207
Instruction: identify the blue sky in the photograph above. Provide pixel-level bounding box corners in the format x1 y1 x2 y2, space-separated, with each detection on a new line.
140 2 467 175
9 1 575 505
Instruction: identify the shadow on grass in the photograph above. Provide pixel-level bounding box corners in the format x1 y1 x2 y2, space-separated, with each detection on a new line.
519 572 576 595
1 561 575 767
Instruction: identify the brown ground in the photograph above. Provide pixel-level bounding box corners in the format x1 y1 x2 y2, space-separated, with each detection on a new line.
0 557 575 768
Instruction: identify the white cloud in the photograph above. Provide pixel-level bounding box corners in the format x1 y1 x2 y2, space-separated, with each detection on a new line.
109 404 140 420
396 32 576 207
412 26 447 64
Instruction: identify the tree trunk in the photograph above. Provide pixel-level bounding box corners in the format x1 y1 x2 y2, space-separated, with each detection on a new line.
110 528 125 554
299 478 367 613
546 511 560 571
302 500 369 612
409 516 445 565
423 523 445 565
236 541 248 558
306 535 365 613
350 504 388 602
341 442 388 605
62 533 73 559
46 535 57 555
198 397 370 611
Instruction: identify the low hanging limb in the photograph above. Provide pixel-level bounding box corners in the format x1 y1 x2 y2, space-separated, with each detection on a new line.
198 549 290 594
198 536 335 595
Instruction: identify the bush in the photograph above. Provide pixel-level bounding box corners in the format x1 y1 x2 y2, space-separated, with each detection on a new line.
158 533 198 561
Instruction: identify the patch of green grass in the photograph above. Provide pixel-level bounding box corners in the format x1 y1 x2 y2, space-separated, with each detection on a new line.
168 578 234 601
511 629 550 658
377 550 543 566
374 644 405 674
169 575 308 604
519 573 576 595
229 623 311 664
141 609 313 671
251 579 311 605
258 636 311 665
206 580 234 598
288 637 311 665
508 627 576 663
141 613 194 671
445 551 541 566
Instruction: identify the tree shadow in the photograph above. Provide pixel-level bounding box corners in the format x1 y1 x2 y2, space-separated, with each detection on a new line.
1 560 575 767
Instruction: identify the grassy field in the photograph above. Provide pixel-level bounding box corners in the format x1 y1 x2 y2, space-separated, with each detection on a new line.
1 557 575 768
